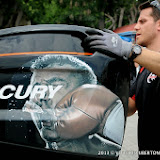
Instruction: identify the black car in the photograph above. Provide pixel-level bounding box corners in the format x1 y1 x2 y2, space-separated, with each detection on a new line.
0 24 130 159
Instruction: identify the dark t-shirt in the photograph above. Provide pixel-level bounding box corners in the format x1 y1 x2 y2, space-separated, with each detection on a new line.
130 67 160 151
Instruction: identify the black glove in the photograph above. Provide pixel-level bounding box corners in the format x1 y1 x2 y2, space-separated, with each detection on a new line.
84 28 132 59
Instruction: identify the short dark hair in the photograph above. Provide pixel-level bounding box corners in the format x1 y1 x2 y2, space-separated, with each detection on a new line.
139 1 160 21
30 54 97 85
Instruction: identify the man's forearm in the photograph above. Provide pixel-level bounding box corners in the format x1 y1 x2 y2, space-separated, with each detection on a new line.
133 47 160 77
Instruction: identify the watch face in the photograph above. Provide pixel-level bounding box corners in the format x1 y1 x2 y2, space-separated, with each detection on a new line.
133 45 141 54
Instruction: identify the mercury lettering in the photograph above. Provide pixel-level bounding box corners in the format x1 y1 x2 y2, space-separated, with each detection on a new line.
0 84 63 99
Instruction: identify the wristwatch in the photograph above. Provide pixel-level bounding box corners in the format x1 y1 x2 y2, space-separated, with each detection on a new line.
129 44 142 61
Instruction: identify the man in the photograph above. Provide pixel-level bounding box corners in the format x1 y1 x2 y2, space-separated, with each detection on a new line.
84 0 160 159
23 54 125 158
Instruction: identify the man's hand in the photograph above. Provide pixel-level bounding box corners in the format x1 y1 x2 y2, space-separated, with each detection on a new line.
84 29 132 59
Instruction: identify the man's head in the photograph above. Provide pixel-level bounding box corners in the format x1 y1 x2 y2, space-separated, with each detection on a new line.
134 0 160 48
24 54 97 142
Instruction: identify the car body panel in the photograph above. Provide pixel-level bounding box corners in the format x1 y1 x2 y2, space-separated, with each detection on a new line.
0 24 130 159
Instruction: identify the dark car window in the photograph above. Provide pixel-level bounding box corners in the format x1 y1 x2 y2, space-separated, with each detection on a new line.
0 33 84 54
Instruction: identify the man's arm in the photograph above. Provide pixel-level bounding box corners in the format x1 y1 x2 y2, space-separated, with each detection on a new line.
133 47 160 77
128 97 137 117
84 29 160 77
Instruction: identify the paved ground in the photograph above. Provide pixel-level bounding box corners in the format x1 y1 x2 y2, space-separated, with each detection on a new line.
119 113 138 160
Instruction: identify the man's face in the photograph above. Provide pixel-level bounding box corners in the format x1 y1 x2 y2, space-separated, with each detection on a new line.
25 64 85 141
31 66 82 108
134 7 158 47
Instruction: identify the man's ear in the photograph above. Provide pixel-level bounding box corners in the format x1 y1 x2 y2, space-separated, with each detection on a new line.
157 19 160 31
